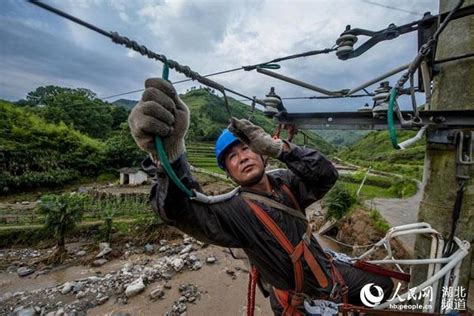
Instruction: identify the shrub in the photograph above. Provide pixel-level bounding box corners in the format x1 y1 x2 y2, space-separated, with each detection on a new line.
369 209 390 233
388 177 418 198
323 182 356 220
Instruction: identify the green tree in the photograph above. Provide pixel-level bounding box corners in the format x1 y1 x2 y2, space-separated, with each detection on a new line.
104 122 145 168
37 193 85 264
20 86 114 139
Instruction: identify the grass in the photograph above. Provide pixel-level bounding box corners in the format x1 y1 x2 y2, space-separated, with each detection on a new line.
339 181 399 199
369 209 391 233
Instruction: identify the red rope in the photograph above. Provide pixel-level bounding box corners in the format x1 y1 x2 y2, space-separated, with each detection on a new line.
247 266 259 316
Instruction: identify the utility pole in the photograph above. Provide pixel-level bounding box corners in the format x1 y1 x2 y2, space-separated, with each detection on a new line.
412 0 474 307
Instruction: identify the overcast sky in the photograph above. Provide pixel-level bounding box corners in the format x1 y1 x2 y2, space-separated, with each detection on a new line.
1 0 438 112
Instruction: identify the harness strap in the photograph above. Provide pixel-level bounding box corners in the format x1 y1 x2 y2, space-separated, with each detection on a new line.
245 200 305 292
247 266 259 316
354 260 411 282
327 254 349 304
239 192 307 221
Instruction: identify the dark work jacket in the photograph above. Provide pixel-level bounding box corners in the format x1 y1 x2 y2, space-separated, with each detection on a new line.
143 143 339 297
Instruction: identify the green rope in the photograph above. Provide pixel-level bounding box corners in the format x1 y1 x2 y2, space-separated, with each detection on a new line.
387 88 400 150
155 58 194 197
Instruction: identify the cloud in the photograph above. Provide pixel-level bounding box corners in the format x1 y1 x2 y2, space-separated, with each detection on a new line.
1 0 438 113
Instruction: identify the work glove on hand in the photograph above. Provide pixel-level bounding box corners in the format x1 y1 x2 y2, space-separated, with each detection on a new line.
228 117 284 158
128 78 189 163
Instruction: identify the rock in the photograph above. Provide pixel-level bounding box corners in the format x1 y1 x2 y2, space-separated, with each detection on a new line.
125 278 145 297
55 308 64 316
97 295 109 305
171 302 187 313
159 239 168 246
76 291 86 299
96 242 112 258
61 281 76 294
158 246 169 252
92 259 108 267
1 292 12 302
206 256 217 264
172 258 184 272
144 243 154 253
76 250 87 257
21 201 30 205
183 237 193 245
164 283 172 290
16 307 37 316
73 281 85 292
150 287 165 300
180 245 192 255
225 267 235 275
191 261 202 270
17 267 35 277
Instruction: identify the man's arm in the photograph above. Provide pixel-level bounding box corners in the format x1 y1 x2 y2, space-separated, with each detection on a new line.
143 155 255 249
276 142 339 209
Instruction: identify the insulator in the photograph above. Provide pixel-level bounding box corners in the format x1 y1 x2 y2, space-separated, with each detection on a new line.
262 87 285 117
372 81 391 118
336 34 358 60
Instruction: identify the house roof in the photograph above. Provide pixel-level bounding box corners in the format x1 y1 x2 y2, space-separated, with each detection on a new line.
119 167 142 174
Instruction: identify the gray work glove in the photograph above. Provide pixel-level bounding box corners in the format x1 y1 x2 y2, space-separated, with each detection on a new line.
128 78 189 163
228 117 284 158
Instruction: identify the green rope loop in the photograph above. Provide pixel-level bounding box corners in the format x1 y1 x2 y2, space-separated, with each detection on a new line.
155 57 194 197
387 88 400 150
155 138 193 197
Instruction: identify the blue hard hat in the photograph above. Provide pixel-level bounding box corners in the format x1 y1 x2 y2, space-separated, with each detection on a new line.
215 129 240 170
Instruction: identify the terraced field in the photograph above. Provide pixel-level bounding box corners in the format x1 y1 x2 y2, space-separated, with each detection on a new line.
186 142 223 174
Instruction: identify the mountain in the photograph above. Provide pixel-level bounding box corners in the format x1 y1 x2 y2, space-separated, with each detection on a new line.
112 99 137 110
180 88 335 154
339 130 426 179
315 130 370 148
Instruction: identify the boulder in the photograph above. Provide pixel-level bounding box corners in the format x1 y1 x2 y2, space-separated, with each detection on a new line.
17 267 34 277
125 278 145 298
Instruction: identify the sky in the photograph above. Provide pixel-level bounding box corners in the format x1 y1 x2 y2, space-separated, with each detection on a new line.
1 0 439 113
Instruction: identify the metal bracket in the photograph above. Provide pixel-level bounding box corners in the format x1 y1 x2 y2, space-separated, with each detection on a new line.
274 110 474 130
457 131 473 165
336 4 474 60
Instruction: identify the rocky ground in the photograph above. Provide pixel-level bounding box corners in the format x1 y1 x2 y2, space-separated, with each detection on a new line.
0 233 273 316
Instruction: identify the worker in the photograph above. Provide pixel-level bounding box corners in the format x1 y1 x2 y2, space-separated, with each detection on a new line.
128 78 393 315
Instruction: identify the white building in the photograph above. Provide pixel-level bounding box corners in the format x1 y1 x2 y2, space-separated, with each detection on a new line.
119 168 148 186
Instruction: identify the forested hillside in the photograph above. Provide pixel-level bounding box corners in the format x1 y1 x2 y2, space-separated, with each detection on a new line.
1 86 334 194
339 130 426 179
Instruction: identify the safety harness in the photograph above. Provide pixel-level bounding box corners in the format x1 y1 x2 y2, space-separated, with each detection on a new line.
241 183 348 316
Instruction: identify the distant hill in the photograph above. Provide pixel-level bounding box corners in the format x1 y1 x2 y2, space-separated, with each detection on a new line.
180 88 335 154
339 130 425 179
315 130 370 148
112 99 137 110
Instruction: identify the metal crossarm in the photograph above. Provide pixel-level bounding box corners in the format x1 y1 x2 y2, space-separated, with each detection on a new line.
274 110 474 130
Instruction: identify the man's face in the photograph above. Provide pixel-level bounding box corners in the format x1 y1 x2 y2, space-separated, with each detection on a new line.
224 142 265 186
